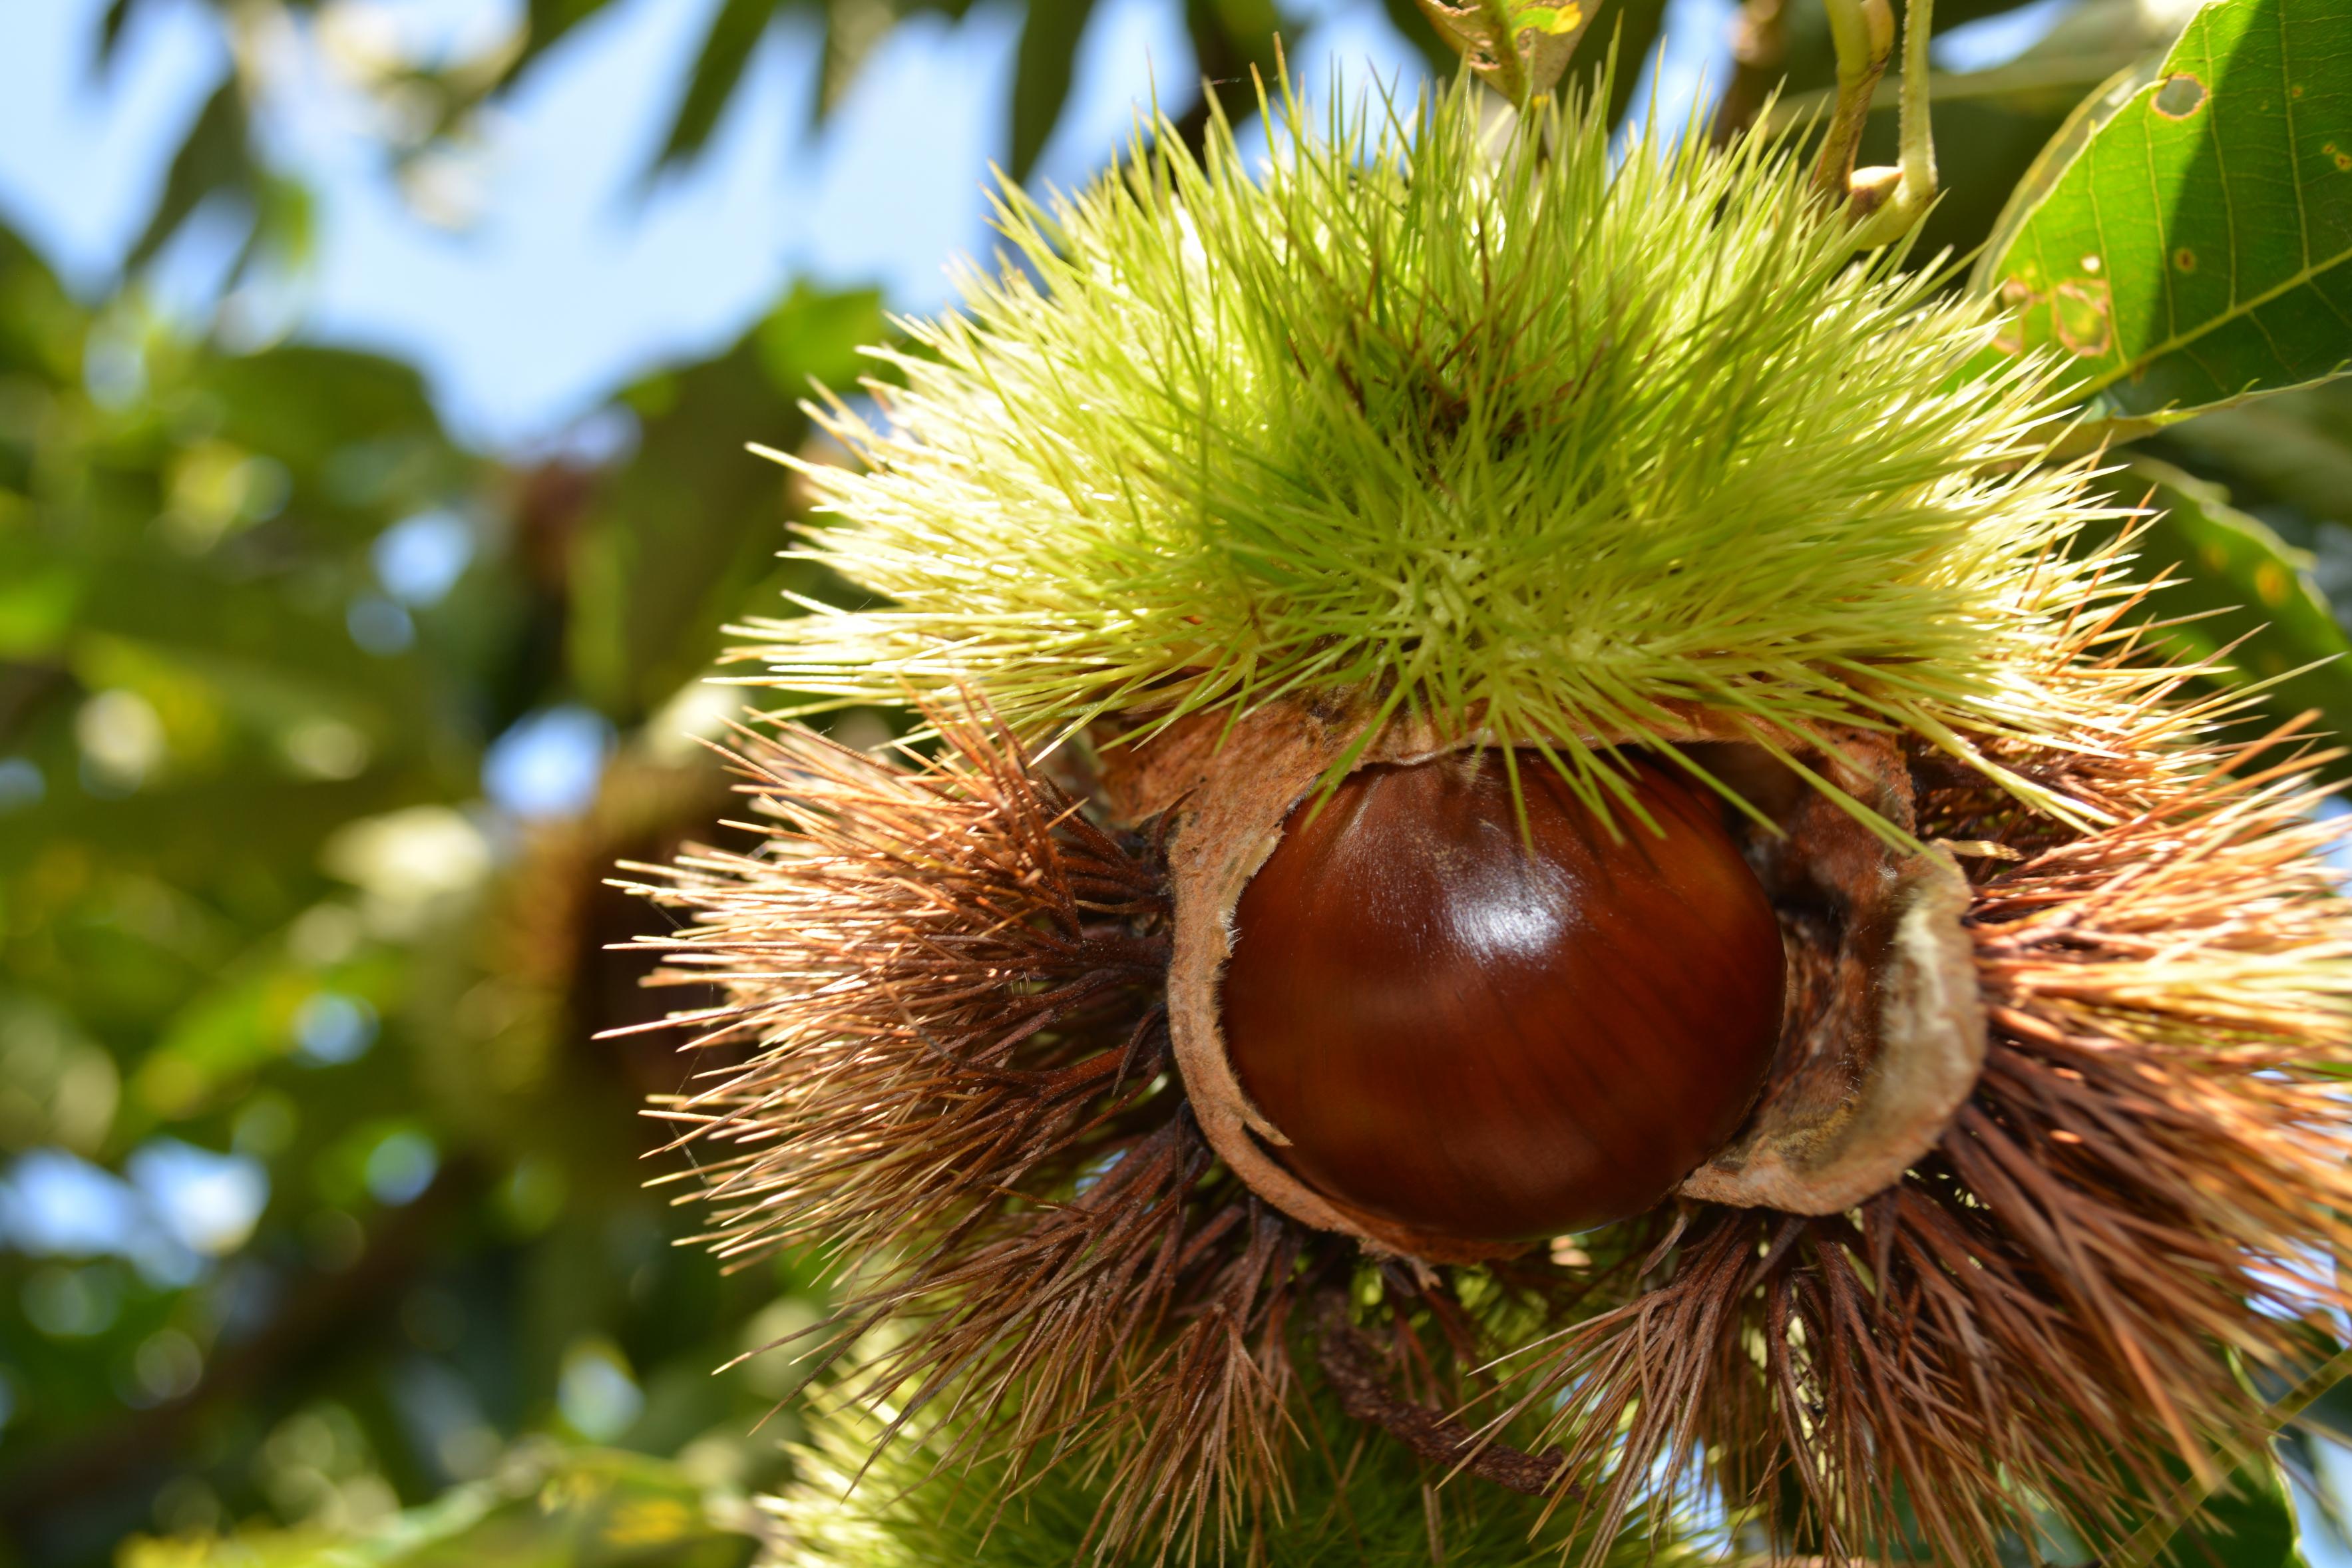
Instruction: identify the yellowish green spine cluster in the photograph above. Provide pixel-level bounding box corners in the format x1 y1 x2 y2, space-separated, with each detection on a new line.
751 81 2118 818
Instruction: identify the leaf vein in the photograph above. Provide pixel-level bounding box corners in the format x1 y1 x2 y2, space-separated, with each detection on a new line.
2095 249 2352 392
2277 0 2311 269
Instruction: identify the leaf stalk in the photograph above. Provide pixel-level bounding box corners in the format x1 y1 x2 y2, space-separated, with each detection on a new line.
1810 0 1893 200
1840 0 1939 248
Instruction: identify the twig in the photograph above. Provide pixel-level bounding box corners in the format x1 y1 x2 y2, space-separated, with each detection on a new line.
1810 0 1894 198
1312 1295 1576 1497
1710 0 1791 145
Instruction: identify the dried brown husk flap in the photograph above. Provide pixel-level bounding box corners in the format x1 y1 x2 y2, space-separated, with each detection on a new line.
1674 733 1987 1213
1102 695 1987 1261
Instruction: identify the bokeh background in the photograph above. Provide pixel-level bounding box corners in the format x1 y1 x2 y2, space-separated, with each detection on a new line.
3 1 2351 1564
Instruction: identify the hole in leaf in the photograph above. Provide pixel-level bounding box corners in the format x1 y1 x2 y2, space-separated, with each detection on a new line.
2153 73 2207 118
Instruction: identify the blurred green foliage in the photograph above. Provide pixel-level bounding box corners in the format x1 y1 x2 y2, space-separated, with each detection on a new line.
4 1 2352 1566
0 217 878 1567
115 1446 768 1567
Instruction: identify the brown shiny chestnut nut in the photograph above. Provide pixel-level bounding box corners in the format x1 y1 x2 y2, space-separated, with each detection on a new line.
1220 750 1786 1242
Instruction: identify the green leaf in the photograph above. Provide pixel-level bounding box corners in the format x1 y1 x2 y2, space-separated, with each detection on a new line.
126 75 252 272
569 319 837 719
1010 0 1099 180
2045 382 2310 455
2160 376 2352 523
754 280 888 391
98 0 138 67
2104 455 2352 751
0 559 79 660
132 944 403 1125
818 0 920 117
516 0 627 85
1969 50 2166 282
2153 1454 2308 1567
2100 1339 2352 1568
1971 0 2352 421
203 345 452 476
648 0 783 176
1181 0 1284 118
2296 1372 2352 1446
1488 0 1665 124
1592 0 1669 124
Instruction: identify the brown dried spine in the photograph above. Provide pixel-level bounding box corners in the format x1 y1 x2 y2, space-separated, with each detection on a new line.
624 715 1302 1561
628 609 2352 1565
1488 703 2352 1565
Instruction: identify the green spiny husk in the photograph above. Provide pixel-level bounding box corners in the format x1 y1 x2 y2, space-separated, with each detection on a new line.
751 80 2124 815
765 1377 1712 1568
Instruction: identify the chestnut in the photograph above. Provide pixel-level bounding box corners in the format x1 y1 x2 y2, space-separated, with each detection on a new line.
1220 750 1786 1241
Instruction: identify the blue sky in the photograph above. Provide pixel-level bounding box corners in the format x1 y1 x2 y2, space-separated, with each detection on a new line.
0 0 1740 451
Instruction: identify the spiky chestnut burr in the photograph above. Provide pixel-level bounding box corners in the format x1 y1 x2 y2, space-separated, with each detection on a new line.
1222 749 1784 1241
627 672 2352 1567
631 79 2352 1568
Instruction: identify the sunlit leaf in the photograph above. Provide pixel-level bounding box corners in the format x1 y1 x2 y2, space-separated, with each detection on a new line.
1970 0 2352 421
